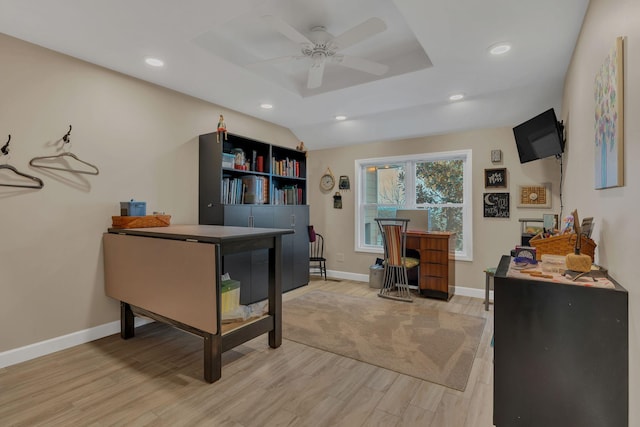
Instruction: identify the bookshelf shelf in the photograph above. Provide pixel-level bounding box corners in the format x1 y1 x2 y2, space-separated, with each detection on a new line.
199 131 309 302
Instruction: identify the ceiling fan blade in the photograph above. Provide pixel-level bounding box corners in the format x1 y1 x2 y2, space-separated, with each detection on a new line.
331 17 387 51
262 15 313 46
307 57 326 89
334 55 389 76
247 55 305 67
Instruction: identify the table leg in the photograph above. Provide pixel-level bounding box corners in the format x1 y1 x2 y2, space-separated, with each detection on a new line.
203 333 222 383
268 236 282 349
485 273 490 311
121 302 135 339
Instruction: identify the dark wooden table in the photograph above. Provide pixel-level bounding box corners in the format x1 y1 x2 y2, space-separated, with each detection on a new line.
103 224 293 383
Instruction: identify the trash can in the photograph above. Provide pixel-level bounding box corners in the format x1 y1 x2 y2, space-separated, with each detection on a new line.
369 265 384 289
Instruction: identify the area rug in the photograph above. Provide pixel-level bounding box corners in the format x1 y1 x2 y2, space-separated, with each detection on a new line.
282 290 486 391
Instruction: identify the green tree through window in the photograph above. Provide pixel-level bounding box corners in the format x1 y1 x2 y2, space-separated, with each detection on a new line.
356 151 472 261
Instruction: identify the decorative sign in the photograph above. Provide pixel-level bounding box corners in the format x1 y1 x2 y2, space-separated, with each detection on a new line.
483 192 510 218
484 168 507 188
333 191 342 209
339 175 350 190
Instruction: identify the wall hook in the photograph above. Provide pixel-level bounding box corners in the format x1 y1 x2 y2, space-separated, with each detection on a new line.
63 125 72 143
1 135 10 156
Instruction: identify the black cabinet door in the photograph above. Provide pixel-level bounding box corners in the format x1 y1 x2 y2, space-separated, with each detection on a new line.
291 206 310 290
273 206 294 292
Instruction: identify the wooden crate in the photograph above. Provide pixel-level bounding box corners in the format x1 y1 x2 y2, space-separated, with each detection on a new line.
111 215 171 229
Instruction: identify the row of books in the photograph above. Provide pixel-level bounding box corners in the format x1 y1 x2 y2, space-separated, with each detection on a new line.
222 177 246 204
272 157 302 178
222 176 269 204
271 185 304 205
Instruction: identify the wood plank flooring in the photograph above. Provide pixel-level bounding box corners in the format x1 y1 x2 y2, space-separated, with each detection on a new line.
0 279 495 426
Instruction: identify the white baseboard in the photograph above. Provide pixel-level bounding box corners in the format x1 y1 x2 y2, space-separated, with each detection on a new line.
3 273 493 369
324 269 493 301
0 317 151 369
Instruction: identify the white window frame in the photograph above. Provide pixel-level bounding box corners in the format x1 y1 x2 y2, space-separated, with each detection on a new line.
354 149 473 261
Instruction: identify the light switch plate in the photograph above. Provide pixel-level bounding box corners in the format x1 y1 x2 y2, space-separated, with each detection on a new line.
491 149 502 163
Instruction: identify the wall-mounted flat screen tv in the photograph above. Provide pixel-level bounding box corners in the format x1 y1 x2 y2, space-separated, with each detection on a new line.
513 108 564 163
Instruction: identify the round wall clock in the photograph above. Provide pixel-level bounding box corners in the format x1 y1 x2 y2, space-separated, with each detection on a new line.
320 168 335 191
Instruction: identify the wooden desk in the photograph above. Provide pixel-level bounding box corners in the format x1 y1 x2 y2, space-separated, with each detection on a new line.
406 231 456 300
103 224 293 383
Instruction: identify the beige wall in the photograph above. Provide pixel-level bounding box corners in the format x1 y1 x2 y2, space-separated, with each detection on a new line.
561 0 639 423
0 33 299 353
307 128 561 288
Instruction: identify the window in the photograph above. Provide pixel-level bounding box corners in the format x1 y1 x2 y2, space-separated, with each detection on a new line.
355 150 473 261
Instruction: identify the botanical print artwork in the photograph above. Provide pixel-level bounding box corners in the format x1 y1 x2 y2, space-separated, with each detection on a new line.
594 37 624 189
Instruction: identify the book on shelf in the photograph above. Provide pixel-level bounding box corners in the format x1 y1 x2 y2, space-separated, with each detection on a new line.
272 157 300 177
270 184 303 205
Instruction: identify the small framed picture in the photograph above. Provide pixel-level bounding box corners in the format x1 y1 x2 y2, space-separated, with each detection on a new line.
518 183 551 208
339 175 350 190
484 168 507 188
483 192 510 218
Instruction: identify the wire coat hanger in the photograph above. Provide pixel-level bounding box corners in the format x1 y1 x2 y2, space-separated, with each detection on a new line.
29 125 100 175
0 135 45 189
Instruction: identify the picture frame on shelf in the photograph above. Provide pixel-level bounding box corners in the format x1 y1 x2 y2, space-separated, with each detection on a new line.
484 168 507 188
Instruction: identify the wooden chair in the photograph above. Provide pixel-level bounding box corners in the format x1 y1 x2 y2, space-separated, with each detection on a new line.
375 218 418 302
309 232 327 280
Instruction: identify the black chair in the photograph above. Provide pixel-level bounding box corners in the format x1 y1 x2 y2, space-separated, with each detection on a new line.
309 232 327 280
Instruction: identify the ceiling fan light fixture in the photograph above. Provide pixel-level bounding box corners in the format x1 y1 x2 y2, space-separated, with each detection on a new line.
144 57 164 67
489 43 511 55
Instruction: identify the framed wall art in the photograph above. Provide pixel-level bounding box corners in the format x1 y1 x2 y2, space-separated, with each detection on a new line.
594 36 624 189
517 184 551 208
483 192 510 218
484 168 507 188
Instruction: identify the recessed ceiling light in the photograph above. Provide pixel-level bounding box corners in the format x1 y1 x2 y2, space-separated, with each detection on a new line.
145 57 164 67
335 115 347 121
489 43 511 55
449 94 464 101
260 103 273 109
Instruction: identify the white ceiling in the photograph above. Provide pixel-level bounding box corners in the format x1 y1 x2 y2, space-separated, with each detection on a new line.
0 0 589 150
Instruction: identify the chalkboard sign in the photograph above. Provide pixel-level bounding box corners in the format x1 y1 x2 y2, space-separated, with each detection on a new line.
483 192 510 218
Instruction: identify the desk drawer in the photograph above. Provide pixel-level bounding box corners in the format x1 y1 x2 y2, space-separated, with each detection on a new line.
422 276 448 292
422 263 448 278
423 250 448 264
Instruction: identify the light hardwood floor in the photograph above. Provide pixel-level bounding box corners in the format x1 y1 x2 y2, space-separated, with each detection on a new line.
0 279 495 427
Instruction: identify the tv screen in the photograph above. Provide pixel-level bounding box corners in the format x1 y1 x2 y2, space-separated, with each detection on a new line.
513 108 564 163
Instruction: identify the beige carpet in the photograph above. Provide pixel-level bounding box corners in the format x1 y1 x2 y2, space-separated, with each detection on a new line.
282 290 486 391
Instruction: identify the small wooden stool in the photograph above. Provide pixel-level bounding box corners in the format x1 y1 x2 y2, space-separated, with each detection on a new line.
484 267 496 311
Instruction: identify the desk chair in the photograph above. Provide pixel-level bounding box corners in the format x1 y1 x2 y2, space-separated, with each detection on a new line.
309 232 327 280
375 218 418 302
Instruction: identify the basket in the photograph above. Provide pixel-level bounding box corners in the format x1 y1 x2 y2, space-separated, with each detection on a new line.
111 214 171 229
529 233 596 261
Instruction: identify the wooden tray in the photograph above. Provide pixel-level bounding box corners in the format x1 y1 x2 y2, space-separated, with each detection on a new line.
111 215 171 229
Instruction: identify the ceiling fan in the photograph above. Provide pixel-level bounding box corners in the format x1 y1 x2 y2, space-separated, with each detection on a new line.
258 15 389 89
